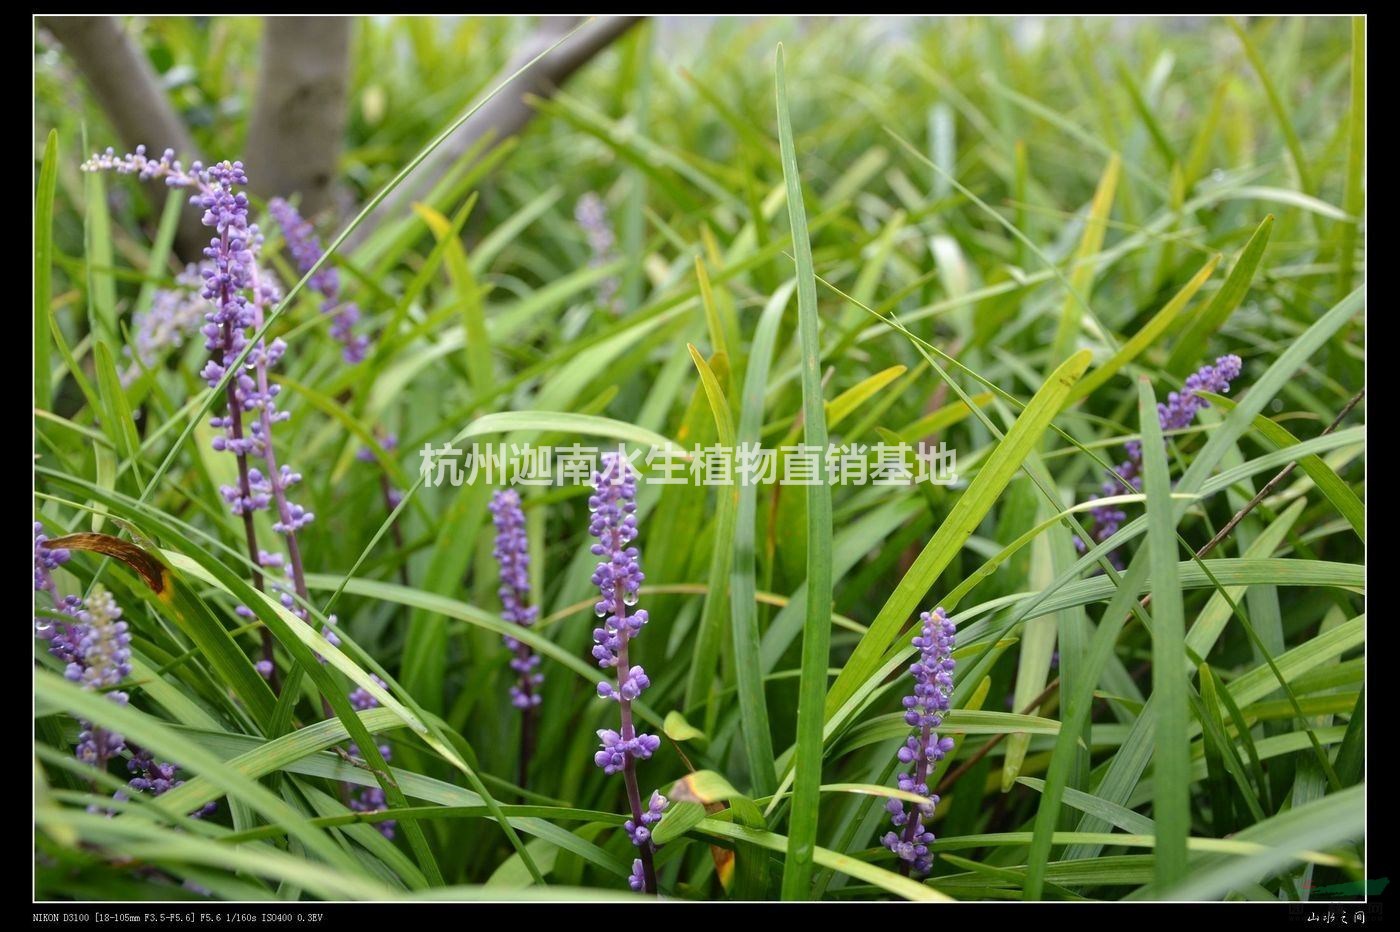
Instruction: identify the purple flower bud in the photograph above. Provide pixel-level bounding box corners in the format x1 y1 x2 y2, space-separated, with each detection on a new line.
349 674 389 711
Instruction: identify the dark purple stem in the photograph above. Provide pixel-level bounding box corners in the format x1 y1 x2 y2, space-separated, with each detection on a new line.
215 231 277 693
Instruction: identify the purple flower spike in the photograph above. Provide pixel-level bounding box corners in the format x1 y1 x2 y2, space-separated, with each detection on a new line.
34 522 70 594
882 607 956 877
66 587 132 696
587 451 663 893
32 582 193 797
587 453 656 756
267 197 369 364
50 587 133 771
1159 354 1243 432
575 193 622 313
1082 355 1244 559
490 490 543 710
587 453 648 672
86 146 316 662
341 678 396 838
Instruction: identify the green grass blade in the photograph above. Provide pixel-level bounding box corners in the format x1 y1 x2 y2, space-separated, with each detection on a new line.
451 411 676 450
36 670 358 873
134 188 186 319
823 349 1092 722
1201 391 1363 541
1155 785 1365 900
1338 17 1365 295
1229 17 1313 196
92 342 144 486
1333 687 1364 788
684 345 737 717
1070 254 1219 403
1050 154 1120 364
34 129 58 409
775 43 835 901
728 283 794 797
82 131 117 348
1023 548 1151 899
1138 377 1190 893
1165 215 1274 378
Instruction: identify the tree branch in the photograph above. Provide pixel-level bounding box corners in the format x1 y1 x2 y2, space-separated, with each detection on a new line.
345 15 643 250
38 15 209 262
244 16 354 219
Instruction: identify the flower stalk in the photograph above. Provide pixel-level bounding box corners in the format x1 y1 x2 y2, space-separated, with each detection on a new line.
587 452 665 893
882 607 956 877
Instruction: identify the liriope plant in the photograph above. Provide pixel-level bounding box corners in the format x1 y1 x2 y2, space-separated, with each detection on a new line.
33 15 1364 905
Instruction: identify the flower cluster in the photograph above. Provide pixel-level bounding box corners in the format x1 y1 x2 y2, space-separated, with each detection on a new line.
881 608 956 876
575 193 622 313
34 522 70 594
349 782 394 838
1160 354 1244 431
489 491 543 709
85 147 317 684
31 545 215 818
123 751 219 818
349 674 390 711
624 790 668 848
588 453 657 769
67 589 134 769
586 453 665 892
64 588 132 697
267 197 368 363
1081 355 1245 561
624 793 669 894
593 728 662 776
344 679 396 839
